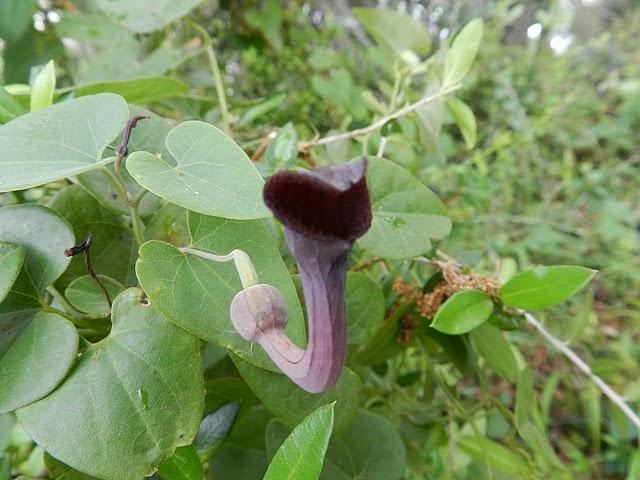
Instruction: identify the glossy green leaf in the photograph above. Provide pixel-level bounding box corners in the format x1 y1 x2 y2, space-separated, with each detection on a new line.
431 290 492 335
17 289 204 480
0 312 78 414
194 402 239 459
96 0 204 33
470 323 519 382
457 436 528 476
0 243 24 304
499 265 596 310
65 275 124 314
50 185 137 289
232 354 360 433
209 406 272 479
264 403 334 480
158 446 203 480
127 121 270 220
268 410 406 480
359 157 451 259
353 8 431 56
0 93 129 192
136 212 305 371
0 86 26 124
345 272 384 344
71 77 189 105
443 18 484 87
0 0 34 44
446 97 477 149
30 61 55 112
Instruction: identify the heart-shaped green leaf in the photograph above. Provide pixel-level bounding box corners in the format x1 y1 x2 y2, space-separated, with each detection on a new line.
0 242 24 304
232 354 359 433
0 312 78 414
264 403 334 480
499 265 596 310
0 93 129 192
127 121 270 220
17 289 204 480
96 0 204 33
431 290 493 335
65 275 125 314
136 212 305 371
358 157 451 259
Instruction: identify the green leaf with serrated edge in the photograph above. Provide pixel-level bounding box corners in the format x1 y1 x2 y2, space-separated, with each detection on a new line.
358 157 451 260
267 410 406 480
50 185 137 289
0 93 128 192
0 243 24 304
96 0 203 33
353 8 431 56
158 446 203 480
209 406 272 480
68 77 189 105
431 290 492 335
499 265 596 310
30 61 56 112
443 18 484 87
136 212 305 371
194 402 239 459
0 312 78 414
65 275 124 314
232 354 359 434
17 289 204 480
127 121 269 220
457 436 528 476
470 323 519 382
446 97 477 149
264 403 334 480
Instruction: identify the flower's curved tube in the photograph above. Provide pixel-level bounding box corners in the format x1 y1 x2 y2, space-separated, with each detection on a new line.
230 159 371 393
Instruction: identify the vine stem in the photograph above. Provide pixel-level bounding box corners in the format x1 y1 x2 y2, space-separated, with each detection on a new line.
523 311 640 432
190 22 231 134
299 84 461 149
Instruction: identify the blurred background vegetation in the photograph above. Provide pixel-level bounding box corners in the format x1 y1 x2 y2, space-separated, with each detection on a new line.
1 0 639 478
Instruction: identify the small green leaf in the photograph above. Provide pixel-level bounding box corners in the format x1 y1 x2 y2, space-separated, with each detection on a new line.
0 86 27 124
127 121 270 220
158 446 203 480
470 323 519 382
445 97 477 149
30 61 56 112
244 0 285 50
96 0 204 33
70 77 189 105
65 275 124 314
0 93 129 192
17 289 204 480
261 122 298 175
499 265 596 310
443 18 484 87
0 243 24 304
457 435 528 476
431 290 492 335
358 157 451 260
264 403 335 480
353 8 431 56
232 354 360 434
0 312 78 414
194 402 239 460
237 94 286 128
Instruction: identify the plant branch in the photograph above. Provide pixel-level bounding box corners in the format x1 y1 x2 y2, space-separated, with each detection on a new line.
299 84 460 150
523 311 640 432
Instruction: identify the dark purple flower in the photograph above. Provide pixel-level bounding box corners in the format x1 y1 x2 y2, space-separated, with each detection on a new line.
230 160 371 393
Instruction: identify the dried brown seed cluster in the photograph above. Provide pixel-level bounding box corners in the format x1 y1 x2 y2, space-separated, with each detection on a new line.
393 261 501 319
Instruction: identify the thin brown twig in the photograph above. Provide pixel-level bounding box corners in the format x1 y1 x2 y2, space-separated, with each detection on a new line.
250 130 278 161
299 84 460 150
